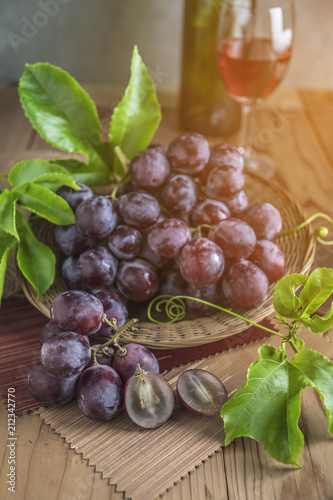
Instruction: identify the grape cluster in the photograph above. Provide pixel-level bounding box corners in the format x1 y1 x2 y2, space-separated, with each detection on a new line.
55 133 285 314
29 290 227 427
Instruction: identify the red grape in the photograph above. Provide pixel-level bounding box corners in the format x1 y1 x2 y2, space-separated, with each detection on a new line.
222 260 269 308
28 364 79 406
167 132 210 175
190 199 230 227
117 192 161 229
51 290 104 335
208 218 256 260
112 343 159 384
76 365 123 421
76 196 117 238
78 246 118 288
250 240 286 283
40 320 63 345
108 225 142 260
162 174 198 216
54 224 95 256
40 331 91 378
93 290 128 337
205 165 245 199
57 183 93 212
147 218 191 258
178 237 225 286
242 203 282 240
130 149 170 190
117 258 159 301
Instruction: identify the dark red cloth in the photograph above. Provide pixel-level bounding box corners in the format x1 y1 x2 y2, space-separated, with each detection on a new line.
0 298 277 415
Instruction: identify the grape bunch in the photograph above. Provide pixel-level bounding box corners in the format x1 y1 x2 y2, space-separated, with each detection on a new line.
55 133 285 315
28 290 227 427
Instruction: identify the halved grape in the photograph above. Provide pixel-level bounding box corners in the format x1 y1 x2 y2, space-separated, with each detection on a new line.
28 364 79 406
76 365 123 421
40 331 91 378
124 367 174 428
177 369 227 416
51 290 104 335
112 343 159 384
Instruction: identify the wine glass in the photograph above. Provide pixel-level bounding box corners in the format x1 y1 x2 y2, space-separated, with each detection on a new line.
216 0 294 178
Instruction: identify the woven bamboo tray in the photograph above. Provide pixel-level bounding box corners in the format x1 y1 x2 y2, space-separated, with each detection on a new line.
18 172 315 349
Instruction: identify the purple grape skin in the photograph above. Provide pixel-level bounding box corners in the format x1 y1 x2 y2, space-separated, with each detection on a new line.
250 240 286 283
51 290 103 335
124 371 174 429
167 132 210 176
220 190 249 216
40 331 91 379
57 183 94 212
205 166 245 199
242 203 282 240
40 320 64 345
178 237 225 287
76 365 123 421
108 225 142 260
130 149 170 190
147 218 192 259
177 369 228 416
222 260 269 309
205 143 244 175
117 258 159 302
78 246 118 288
28 364 79 406
76 196 117 238
93 290 128 337
86 345 114 368
162 174 198 216
185 282 221 317
117 192 161 229
157 265 186 296
208 218 257 260
62 256 88 290
54 224 95 256
112 343 159 384
147 143 168 156
138 237 167 269
190 199 230 227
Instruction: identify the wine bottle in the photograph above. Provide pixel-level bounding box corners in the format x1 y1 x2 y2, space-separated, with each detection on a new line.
179 0 241 136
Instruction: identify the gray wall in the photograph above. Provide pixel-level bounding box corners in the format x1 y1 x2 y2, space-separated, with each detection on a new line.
1 0 333 89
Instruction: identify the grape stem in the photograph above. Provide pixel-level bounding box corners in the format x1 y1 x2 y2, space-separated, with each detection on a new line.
278 212 333 245
96 316 139 356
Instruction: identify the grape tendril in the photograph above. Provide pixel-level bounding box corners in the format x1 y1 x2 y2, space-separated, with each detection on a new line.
278 212 333 245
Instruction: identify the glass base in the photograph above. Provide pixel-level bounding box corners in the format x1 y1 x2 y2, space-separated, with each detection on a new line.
240 149 276 179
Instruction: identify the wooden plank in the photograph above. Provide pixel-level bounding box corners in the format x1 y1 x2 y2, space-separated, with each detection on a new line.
301 90 333 166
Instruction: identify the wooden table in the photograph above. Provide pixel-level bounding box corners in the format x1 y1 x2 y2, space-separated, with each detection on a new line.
0 85 333 500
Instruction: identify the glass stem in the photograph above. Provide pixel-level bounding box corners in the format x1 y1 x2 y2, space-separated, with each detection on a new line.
238 104 254 161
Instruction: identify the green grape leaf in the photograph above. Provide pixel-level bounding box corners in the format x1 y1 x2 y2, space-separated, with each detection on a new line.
16 213 55 298
298 268 333 326
109 46 162 174
301 308 333 334
273 273 308 319
13 183 75 226
0 230 17 305
50 158 111 186
292 349 333 433
18 62 111 179
8 159 79 190
221 345 308 466
0 189 19 239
